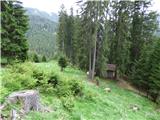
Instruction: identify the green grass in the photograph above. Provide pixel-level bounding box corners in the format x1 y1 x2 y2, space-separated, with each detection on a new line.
1 61 160 120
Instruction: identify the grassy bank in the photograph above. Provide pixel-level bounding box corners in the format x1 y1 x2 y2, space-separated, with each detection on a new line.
1 61 159 120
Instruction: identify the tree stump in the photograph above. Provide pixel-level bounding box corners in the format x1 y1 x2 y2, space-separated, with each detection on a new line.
7 90 42 113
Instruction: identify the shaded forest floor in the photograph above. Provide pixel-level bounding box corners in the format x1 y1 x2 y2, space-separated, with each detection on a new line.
1 61 160 120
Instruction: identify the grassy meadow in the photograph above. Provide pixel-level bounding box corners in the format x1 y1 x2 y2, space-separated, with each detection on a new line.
1 61 160 120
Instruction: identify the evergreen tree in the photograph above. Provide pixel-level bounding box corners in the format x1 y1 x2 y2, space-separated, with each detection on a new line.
33 53 39 63
1 1 29 63
108 1 132 76
57 4 67 53
129 1 158 72
58 56 68 71
148 39 160 102
42 55 47 62
130 38 160 102
80 0 109 80
65 7 75 62
72 12 82 65
130 45 151 94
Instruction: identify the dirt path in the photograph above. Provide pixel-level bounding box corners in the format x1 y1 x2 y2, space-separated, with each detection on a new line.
117 79 147 96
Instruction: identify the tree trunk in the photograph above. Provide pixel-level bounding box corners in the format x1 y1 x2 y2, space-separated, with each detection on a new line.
91 31 97 80
88 46 92 80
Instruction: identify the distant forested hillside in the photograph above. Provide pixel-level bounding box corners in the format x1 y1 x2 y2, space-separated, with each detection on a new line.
26 7 58 22
25 8 58 59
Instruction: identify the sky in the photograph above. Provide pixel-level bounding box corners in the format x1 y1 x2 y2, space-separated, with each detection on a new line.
20 0 79 14
20 0 160 15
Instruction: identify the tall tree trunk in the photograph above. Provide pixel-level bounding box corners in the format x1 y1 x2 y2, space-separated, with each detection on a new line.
91 31 97 80
89 46 92 80
62 39 64 54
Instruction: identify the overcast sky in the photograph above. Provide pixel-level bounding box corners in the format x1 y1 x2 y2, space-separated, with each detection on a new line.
20 0 160 14
20 0 79 14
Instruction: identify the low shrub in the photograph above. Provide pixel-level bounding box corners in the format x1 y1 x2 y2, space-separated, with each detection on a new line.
2 72 22 91
2 71 36 91
7 62 37 76
61 96 75 111
84 90 95 101
56 80 72 97
33 53 40 63
2 62 38 92
39 83 56 95
0 87 10 103
69 79 84 96
58 56 68 71
1 57 8 66
47 74 59 88
55 79 84 98
32 70 46 86
19 74 36 89
42 55 47 62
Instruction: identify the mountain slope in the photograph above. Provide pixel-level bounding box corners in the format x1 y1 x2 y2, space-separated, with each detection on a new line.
21 62 160 119
1 61 159 119
26 7 58 23
25 8 58 59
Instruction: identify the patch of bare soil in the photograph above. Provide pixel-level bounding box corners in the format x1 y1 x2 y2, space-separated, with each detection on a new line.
117 79 147 96
117 79 137 92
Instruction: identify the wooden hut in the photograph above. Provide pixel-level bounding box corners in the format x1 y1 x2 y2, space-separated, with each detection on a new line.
102 64 117 79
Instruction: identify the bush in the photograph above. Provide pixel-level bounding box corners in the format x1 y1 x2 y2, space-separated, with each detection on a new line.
2 72 36 91
47 74 59 88
42 55 47 62
8 62 35 75
56 80 72 97
58 56 67 71
55 78 84 98
33 53 39 63
84 90 95 101
69 79 83 96
61 96 74 111
2 62 38 91
32 70 46 86
1 57 8 66
0 87 10 103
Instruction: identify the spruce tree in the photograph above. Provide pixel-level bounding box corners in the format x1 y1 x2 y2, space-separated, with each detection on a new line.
58 56 68 71
57 4 67 53
130 46 151 93
80 0 109 80
148 39 160 102
42 55 47 62
108 1 131 76
130 1 158 72
33 53 39 63
1 1 29 63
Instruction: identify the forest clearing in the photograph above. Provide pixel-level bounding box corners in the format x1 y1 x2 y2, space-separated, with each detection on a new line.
1 0 160 119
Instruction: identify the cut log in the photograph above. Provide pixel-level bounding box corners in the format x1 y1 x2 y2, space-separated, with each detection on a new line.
6 90 42 113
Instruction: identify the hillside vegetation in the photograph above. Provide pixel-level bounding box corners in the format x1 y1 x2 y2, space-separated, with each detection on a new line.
26 8 58 58
1 61 159 120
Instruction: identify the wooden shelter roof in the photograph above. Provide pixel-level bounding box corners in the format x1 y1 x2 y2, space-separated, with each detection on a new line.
107 64 116 71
